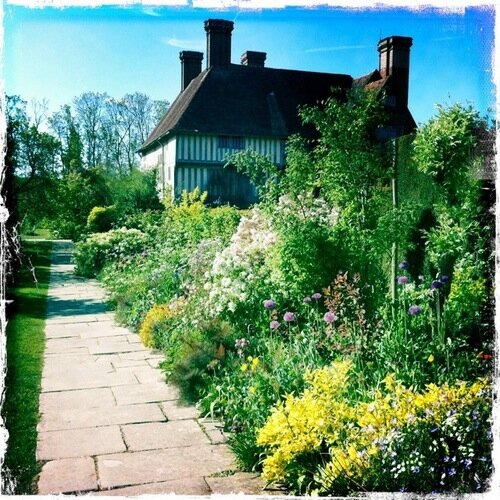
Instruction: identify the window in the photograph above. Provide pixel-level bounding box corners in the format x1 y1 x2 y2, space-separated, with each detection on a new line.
218 136 245 150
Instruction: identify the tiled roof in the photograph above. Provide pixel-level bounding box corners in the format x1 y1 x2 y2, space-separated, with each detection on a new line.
141 64 353 152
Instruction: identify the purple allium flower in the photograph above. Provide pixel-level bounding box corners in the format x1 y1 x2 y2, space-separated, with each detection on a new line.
440 275 450 283
397 276 409 285
323 311 337 323
431 280 443 289
399 260 410 270
283 312 296 322
270 320 280 330
408 305 422 316
303 296 312 303
263 299 276 309
312 293 322 300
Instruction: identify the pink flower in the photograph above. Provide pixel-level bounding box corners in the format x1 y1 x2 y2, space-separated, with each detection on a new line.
323 311 337 323
283 312 296 322
270 320 280 330
312 293 322 300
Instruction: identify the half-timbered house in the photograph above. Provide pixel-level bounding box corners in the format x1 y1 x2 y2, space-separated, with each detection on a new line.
139 19 416 206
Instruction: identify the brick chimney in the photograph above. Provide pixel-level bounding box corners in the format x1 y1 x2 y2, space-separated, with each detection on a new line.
204 19 234 68
180 51 203 91
377 36 413 108
241 51 266 67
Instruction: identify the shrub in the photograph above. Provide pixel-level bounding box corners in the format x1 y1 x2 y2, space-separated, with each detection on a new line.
257 362 492 495
86 205 117 233
139 299 186 348
73 227 148 277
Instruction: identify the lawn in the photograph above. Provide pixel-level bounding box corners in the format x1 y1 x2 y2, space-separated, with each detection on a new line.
1 239 52 494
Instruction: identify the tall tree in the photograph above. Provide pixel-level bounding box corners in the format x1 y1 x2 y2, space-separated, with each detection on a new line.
49 104 83 173
73 91 108 169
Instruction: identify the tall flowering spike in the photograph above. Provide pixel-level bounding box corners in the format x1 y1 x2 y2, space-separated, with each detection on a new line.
263 299 276 309
408 305 422 316
397 276 409 285
283 312 296 322
431 280 443 289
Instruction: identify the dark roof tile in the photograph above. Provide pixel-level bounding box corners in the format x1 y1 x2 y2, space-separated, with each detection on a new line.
141 64 353 151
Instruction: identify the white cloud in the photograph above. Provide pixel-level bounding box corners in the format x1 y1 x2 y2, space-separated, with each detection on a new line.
162 37 205 51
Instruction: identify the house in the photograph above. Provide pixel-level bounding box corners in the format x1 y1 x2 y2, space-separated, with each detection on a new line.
139 19 416 206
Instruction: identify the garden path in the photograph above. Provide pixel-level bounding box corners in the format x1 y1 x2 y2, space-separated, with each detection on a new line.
36 240 272 495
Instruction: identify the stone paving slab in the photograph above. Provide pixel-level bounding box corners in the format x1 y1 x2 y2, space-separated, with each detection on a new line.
96 444 235 490
122 420 211 451
160 401 200 421
41 365 137 392
111 382 179 405
38 403 166 432
37 457 98 495
39 388 117 412
37 425 126 460
94 477 211 495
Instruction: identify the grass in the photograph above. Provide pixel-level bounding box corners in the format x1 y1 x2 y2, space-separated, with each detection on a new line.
20 227 54 240
1 239 52 494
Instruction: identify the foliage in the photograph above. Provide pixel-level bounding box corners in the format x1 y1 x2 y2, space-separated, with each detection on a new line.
412 104 483 200
48 169 111 240
138 299 186 348
73 96 493 496
257 362 492 495
2 240 52 494
105 167 162 219
86 205 118 233
74 227 149 277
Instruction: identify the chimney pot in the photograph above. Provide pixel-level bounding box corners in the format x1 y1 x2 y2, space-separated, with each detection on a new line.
180 51 203 91
204 19 234 68
241 51 267 67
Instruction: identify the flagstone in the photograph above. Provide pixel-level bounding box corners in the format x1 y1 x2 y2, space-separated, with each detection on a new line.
96 445 234 489
37 426 126 460
37 457 97 495
160 401 200 421
39 388 116 412
112 383 179 405
122 420 210 451
88 342 146 355
129 366 165 384
41 367 137 392
38 403 165 432
94 477 211 495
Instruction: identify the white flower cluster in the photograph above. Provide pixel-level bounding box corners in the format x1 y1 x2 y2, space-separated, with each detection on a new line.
276 193 339 227
204 209 277 315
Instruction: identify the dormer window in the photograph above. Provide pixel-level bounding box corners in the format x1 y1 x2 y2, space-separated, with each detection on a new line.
218 136 245 150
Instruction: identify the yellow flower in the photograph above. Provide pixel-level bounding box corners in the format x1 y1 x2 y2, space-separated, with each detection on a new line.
249 386 256 394
428 354 435 363
251 357 260 371
240 363 248 372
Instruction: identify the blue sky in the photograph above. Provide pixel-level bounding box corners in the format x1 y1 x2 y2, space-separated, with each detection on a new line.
2 3 496 126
